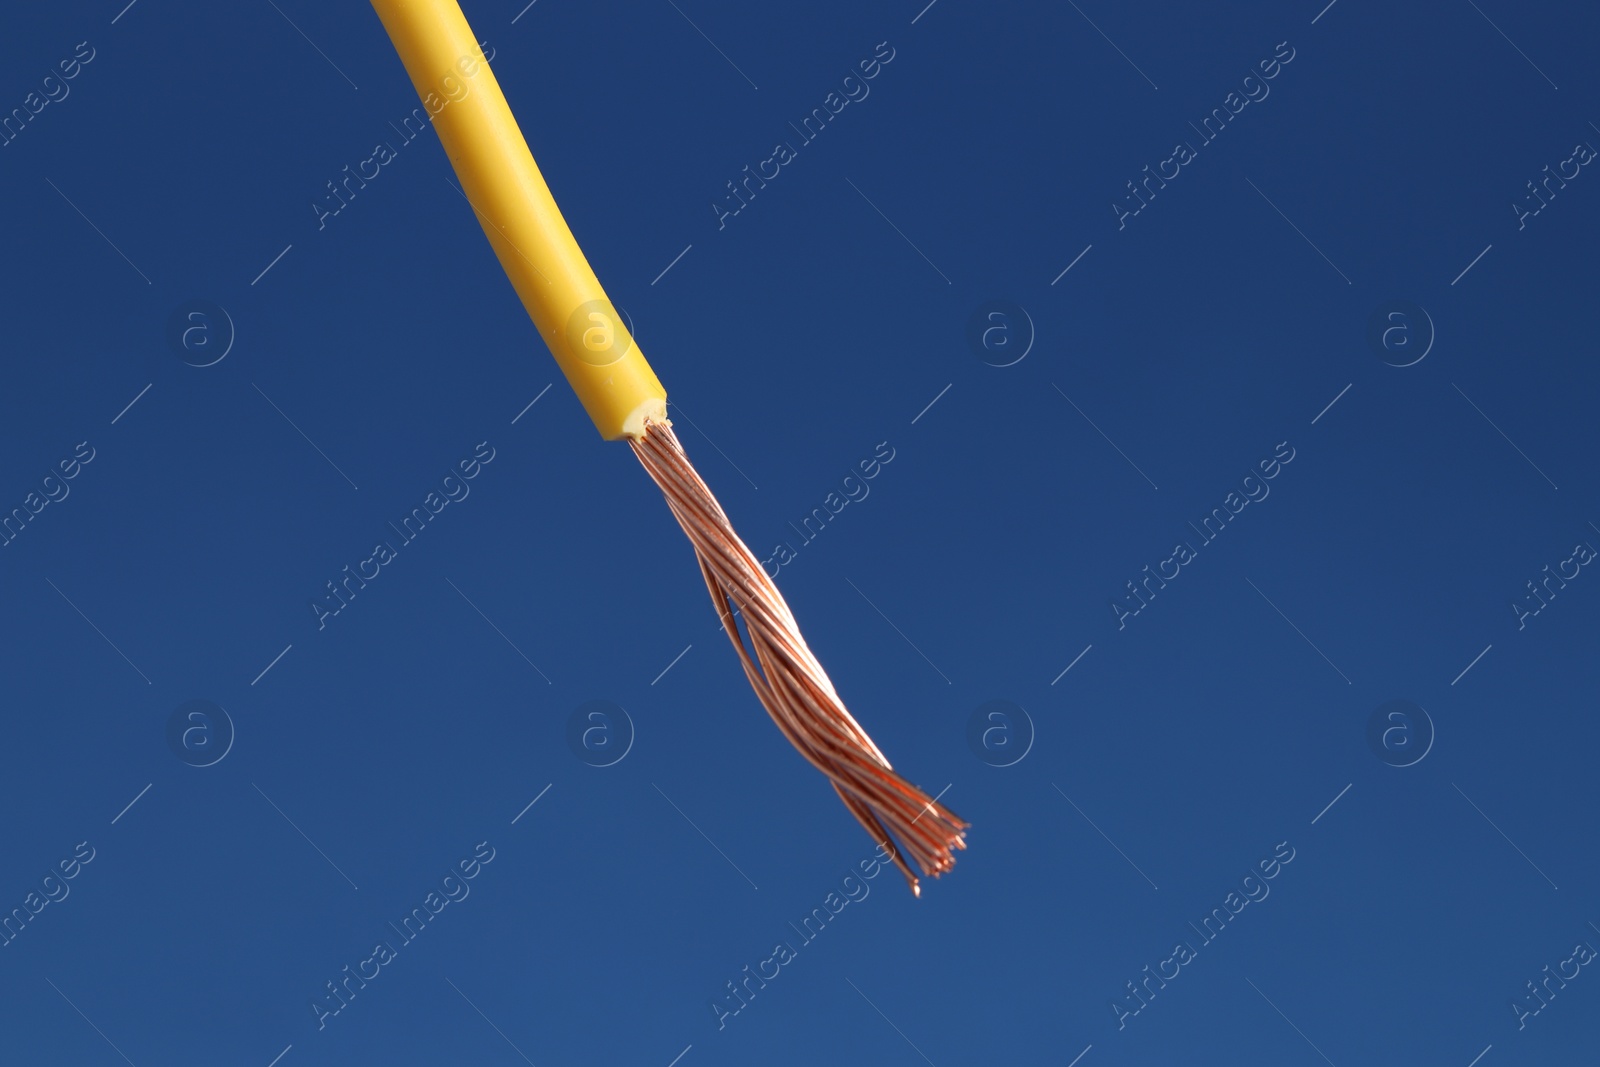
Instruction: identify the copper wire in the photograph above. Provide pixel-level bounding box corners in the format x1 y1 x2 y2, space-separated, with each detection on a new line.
630 417 967 895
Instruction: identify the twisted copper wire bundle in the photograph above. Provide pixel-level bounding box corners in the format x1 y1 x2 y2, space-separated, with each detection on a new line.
630 417 967 895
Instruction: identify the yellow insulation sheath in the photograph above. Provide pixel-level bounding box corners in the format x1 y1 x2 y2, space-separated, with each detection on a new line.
369 0 667 440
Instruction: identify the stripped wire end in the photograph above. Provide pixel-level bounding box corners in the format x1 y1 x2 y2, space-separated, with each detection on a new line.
630 417 968 895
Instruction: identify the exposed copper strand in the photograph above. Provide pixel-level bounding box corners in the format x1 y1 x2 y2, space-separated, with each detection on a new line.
630 418 966 890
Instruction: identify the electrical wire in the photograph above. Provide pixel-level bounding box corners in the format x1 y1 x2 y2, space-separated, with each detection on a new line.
369 0 969 894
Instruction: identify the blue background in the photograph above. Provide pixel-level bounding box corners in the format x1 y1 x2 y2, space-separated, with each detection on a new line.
2 1 1598 1064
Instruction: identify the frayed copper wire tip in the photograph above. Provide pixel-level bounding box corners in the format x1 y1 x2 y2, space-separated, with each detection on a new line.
630 417 967 895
